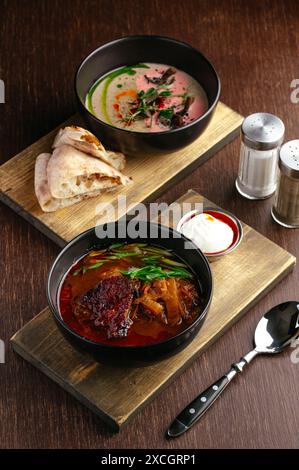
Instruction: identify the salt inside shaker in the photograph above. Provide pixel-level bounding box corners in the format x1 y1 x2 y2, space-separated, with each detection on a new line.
236 113 285 199
271 140 299 228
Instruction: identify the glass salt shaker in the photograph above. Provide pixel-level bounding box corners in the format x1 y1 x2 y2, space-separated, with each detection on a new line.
271 140 299 228
235 113 285 199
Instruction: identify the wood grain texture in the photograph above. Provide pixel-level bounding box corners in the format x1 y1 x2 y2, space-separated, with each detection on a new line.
10 190 296 430
0 104 242 246
2 0 299 449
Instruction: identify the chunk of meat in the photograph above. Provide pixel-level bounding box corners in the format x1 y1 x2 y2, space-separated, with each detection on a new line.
134 296 167 324
177 279 200 321
163 278 182 326
134 278 200 327
73 276 139 338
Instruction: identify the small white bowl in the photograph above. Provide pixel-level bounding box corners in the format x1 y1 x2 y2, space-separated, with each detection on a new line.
177 207 243 259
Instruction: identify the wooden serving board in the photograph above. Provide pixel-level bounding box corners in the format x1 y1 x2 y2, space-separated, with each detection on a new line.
11 190 296 431
0 102 242 246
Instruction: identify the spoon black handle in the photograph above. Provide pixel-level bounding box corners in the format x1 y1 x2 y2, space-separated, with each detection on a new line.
167 349 258 438
167 374 231 437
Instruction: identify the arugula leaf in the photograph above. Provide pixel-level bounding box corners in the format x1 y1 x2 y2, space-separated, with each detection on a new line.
159 90 172 97
142 88 159 104
159 108 174 121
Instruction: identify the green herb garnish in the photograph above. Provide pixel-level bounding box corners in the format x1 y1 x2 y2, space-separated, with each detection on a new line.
72 260 104 276
109 242 125 249
72 243 192 280
87 261 105 270
159 90 172 97
72 267 83 276
142 255 161 265
121 86 175 126
106 251 141 259
121 265 192 282
158 108 174 121
86 64 150 124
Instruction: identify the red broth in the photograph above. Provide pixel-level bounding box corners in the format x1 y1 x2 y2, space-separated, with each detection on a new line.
59 243 202 346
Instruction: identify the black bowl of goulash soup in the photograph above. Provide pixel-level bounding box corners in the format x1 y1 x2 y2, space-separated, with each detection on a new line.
75 36 220 156
47 221 213 363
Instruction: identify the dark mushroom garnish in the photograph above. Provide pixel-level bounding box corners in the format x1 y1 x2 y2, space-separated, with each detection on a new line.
145 67 176 85
177 96 195 116
171 96 195 128
171 114 185 128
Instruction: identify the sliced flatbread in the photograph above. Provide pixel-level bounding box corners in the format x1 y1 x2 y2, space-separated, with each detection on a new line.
47 144 131 199
52 125 126 171
35 153 104 212
105 150 126 171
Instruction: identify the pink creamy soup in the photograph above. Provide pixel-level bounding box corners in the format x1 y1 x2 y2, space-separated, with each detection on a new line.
86 63 208 133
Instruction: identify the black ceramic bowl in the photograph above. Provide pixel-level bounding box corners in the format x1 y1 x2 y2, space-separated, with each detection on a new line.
47 221 213 364
75 35 220 156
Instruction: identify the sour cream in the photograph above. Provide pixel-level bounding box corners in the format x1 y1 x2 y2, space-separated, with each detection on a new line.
180 212 234 254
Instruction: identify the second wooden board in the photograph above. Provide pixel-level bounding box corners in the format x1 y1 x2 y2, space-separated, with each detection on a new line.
11 190 296 430
0 103 242 246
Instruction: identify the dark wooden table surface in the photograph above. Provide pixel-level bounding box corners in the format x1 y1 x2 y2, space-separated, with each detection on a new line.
1 0 299 449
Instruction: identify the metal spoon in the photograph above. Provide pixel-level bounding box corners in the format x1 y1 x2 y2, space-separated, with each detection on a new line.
167 301 299 438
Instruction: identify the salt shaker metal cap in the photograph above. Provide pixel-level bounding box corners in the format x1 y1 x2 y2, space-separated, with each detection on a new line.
236 112 285 200
241 113 285 150
279 140 299 178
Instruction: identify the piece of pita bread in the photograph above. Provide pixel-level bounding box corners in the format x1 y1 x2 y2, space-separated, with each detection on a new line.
47 144 131 199
35 153 104 212
104 150 126 171
52 125 126 171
